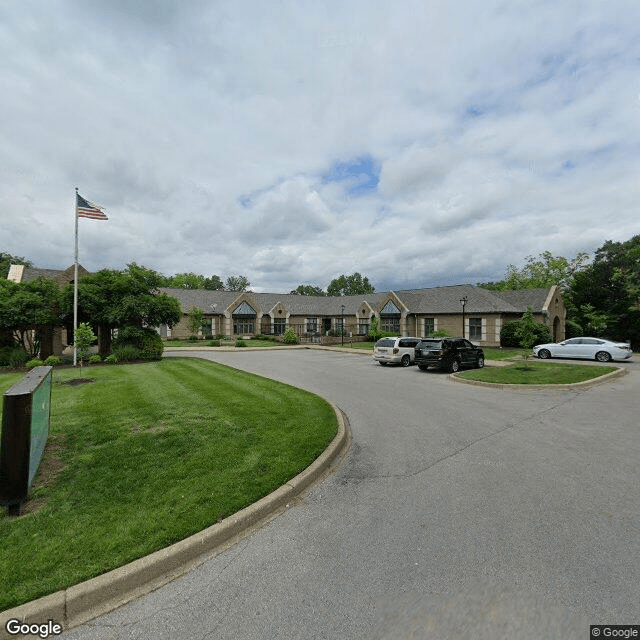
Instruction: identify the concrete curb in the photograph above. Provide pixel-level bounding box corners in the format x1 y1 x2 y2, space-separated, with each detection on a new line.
450 364 628 390
0 405 350 638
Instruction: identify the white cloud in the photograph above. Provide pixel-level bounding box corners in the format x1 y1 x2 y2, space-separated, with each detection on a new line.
1 0 639 292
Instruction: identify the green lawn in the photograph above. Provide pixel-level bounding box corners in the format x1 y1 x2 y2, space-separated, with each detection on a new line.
458 361 617 384
482 347 525 361
165 338 289 348
334 341 374 350
0 359 337 611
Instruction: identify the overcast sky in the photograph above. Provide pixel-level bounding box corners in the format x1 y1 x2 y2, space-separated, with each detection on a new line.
2 0 639 293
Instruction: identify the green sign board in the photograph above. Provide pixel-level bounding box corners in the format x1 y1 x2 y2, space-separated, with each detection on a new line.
0 366 53 509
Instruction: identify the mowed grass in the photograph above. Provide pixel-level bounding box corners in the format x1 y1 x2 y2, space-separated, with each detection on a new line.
0 359 337 611
165 339 289 348
458 361 617 384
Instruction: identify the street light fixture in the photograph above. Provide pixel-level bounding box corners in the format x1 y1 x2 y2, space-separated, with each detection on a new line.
460 296 468 339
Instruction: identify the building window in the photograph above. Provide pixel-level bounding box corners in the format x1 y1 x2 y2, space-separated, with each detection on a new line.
469 317 482 340
306 318 318 333
273 318 286 335
381 316 400 333
233 320 254 334
335 318 344 334
358 322 369 335
423 317 435 337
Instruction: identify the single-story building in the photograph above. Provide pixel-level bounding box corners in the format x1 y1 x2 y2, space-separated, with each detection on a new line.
6 263 566 351
160 284 566 347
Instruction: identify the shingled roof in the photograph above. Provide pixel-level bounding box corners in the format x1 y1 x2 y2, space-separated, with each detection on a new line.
160 284 555 316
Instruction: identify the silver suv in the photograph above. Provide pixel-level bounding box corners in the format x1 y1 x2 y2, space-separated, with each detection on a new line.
373 336 421 367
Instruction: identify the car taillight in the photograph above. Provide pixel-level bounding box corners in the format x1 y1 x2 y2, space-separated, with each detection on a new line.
393 347 399 354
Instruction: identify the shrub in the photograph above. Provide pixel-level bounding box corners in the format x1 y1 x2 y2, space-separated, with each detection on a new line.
104 354 118 364
88 354 102 364
0 347 29 367
208 339 221 347
429 329 451 338
43 356 62 366
235 339 247 347
501 316 553 348
113 325 164 360
188 335 199 342
565 319 583 339
282 327 299 345
26 358 44 369
500 320 522 347
111 345 141 362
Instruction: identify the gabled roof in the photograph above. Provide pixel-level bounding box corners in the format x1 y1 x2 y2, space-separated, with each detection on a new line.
7 264 90 284
160 284 557 316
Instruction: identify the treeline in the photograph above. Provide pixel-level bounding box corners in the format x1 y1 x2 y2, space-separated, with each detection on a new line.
477 235 640 348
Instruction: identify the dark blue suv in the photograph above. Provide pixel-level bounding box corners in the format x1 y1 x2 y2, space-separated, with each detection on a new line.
414 337 484 372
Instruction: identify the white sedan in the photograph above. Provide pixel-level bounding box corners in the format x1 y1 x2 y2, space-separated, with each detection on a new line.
533 337 633 362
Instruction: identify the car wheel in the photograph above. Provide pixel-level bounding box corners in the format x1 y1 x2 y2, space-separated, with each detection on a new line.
476 355 484 368
379 361 387 366
418 364 429 371
450 359 460 373
595 351 612 362
537 349 551 359
401 354 411 367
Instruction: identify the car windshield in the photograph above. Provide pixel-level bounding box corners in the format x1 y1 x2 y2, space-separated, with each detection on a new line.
376 338 396 347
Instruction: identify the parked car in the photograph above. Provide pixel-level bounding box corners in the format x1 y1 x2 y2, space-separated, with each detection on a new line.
373 336 421 366
414 337 485 372
532 337 633 362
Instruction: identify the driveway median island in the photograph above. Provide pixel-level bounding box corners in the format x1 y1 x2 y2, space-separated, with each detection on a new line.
455 361 622 387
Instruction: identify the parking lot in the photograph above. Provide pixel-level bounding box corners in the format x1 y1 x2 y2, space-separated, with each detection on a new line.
62 349 639 639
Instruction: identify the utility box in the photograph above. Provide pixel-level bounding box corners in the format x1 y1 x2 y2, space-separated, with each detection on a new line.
0 366 53 511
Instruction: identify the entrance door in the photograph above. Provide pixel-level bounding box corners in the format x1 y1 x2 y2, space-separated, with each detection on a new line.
322 318 332 334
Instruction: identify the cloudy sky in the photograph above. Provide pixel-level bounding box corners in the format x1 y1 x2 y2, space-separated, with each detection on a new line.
2 1 639 293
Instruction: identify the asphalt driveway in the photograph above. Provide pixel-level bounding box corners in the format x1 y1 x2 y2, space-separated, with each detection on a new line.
61 349 640 639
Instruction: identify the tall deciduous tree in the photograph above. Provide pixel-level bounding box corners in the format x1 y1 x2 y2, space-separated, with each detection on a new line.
0 252 33 279
225 275 251 291
479 251 590 291
326 273 375 296
0 277 62 355
570 235 640 347
63 264 182 356
290 284 326 296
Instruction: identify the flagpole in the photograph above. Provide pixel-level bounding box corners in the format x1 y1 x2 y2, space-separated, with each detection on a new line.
73 187 79 367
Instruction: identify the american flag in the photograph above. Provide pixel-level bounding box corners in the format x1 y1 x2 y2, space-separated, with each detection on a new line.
76 193 108 220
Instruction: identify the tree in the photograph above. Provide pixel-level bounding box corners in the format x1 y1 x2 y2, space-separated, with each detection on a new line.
166 272 206 289
62 265 182 356
225 275 251 292
290 284 326 296
187 307 205 337
203 275 224 290
74 322 96 369
479 251 590 291
515 308 547 368
569 235 640 348
327 273 375 297
0 252 33 279
0 277 62 356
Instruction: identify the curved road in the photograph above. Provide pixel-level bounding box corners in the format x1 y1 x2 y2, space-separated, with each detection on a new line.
61 350 640 639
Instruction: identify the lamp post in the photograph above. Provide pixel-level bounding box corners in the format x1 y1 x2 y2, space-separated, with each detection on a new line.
460 296 468 339
341 304 345 346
